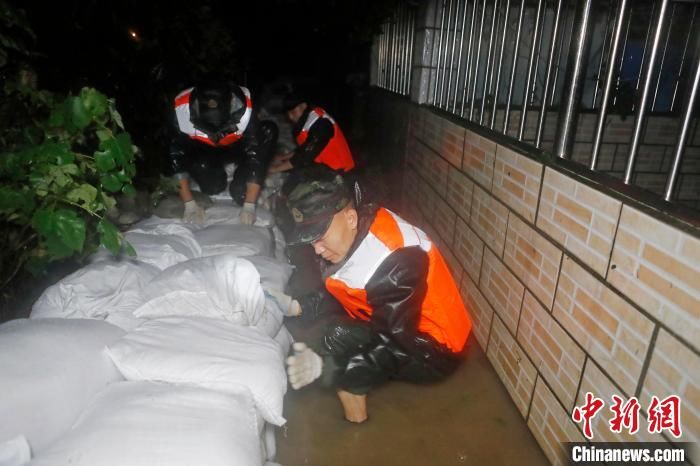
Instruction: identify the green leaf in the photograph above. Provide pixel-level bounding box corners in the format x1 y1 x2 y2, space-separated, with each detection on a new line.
96 129 113 142
48 165 72 187
31 208 86 254
62 163 79 175
67 183 97 205
45 234 74 258
100 174 122 192
121 183 137 196
101 193 117 211
79 88 108 119
0 187 35 216
35 142 74 165
70 96 91 129
94 150 116 172
96 133 134 171
97 218 121 254
109 104 125 129
53 209 86 252
124 241 136 257
31 208 53 236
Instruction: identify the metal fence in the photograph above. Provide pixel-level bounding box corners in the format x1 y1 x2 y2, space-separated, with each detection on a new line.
398 0 700 203
376 3 416 95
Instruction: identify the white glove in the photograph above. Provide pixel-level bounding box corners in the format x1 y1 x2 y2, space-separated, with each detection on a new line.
264 288 302 317
286 342 322 390
239 202 256 225
183 200 206 224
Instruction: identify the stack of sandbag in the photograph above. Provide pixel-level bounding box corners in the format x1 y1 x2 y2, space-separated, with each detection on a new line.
16 205 297 465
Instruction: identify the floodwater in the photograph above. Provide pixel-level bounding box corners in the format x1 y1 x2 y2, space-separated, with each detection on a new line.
276 323 548 466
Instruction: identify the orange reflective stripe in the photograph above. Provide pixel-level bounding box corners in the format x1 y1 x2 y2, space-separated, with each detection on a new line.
190 135 216 146
369 208 404 251
217 132 243 146
325 277 372 320
174 90 191 107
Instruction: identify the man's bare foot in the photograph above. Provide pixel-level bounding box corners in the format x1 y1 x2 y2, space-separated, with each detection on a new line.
336 389 368 423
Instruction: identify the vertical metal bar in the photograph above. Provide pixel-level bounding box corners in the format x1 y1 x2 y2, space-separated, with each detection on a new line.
440 0 455 107
446 0 463 109
554 0 594 159
396 6 406 94
664 54 700 201
490 0 511 128
591 0 629 170
378 28 382 88
624 0 670 184
636 2 657 93
461 0 479 116
479 0 499 124
433 0 447 104
530 0 547 106
613 5 633 107
470 0 487 120
550 3 573 106
385 21 391 89
652 3 676 111
536 0 564 148
519 0 545 141
402 6 408 94
503 0 526 133
592 4 615 109
671 5 696 112
452 0 469 113
388 19 393 90
401 6 408 94
427 2 441 99
408 9 415 94
380 24 386 88
391 13 399 92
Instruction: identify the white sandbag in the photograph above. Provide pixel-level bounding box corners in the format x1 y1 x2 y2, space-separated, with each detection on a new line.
29 382 263 466
273 325 294 357
106 317 287 426
31 260 158 321
195 224 273 258
254 296 285 340
133 255 265 325
204 200 274 227
0 436 30 466
246 255 294 292
0 319 124 453
124 222 201 270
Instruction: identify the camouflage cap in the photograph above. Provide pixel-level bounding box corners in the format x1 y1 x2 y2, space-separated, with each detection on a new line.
285 168 351 245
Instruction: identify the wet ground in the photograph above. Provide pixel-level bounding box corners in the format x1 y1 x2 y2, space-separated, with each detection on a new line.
276 328 548 466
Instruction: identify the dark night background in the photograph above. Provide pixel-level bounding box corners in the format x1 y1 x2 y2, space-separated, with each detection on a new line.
12 0 398 174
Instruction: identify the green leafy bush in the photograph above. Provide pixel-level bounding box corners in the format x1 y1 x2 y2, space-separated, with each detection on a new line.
0 86 137 288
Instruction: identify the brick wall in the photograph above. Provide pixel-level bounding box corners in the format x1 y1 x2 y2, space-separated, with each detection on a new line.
372 92 700 465
491 108 700 210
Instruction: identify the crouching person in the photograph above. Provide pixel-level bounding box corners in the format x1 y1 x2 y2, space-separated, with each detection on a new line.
284 167 472 423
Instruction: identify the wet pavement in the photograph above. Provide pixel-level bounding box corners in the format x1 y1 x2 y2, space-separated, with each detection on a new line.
276 332 549 466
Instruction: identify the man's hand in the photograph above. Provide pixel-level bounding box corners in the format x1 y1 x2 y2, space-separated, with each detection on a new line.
183 199 206 224
286 342 323 390
239 202 256 225
264 288 302 317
